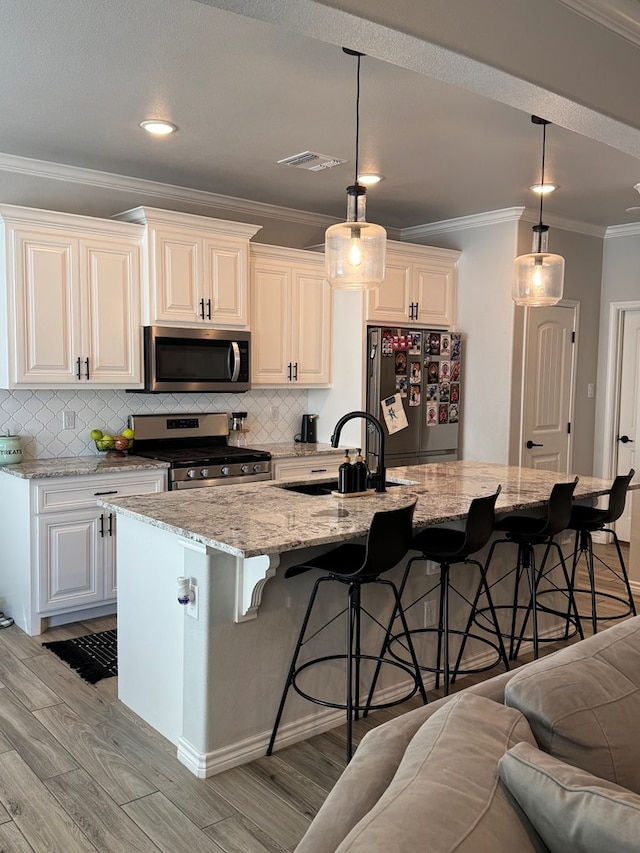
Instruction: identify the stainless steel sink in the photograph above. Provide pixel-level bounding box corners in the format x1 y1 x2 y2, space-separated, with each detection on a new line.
277 479 405 496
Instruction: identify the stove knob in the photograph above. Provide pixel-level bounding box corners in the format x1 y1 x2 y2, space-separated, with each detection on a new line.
221 466 230 476
186 469 197 479
241 464 250 474
200 468 209 478
253 463 262 473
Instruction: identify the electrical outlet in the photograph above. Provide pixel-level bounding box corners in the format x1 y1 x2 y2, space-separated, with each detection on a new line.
424 600 438 626
271 406 280 423
186 580 198 619
61 410 76 430
425 560 440 575
587 383 595 399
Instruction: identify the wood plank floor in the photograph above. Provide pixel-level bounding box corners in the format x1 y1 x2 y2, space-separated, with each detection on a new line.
0 541 635 852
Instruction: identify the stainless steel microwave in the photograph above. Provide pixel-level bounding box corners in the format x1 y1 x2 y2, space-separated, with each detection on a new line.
140 326 250 393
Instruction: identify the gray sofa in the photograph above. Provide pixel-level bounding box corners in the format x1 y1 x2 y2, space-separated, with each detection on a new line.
296 616 640 852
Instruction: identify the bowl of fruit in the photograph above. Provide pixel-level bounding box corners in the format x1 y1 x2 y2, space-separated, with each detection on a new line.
91 428 135 458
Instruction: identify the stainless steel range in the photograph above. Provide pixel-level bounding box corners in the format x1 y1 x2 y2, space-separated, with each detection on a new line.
129 412 271 490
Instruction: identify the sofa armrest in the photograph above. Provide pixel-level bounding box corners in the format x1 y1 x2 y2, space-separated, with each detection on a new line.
296 669 514 852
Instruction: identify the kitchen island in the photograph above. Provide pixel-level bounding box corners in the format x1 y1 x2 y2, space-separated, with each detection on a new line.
101 461 636 777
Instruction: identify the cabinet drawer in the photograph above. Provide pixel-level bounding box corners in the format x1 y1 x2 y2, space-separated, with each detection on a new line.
36 472 166 512
272 455 343 482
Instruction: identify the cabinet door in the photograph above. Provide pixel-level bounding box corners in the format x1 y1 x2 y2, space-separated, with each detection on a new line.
37 508 103 612
82 238 142 385
203 238 249 327
414 261 456 327
250 261 291 385
366 258 413 324
151 228 202 323
12 229 82 384
293 267 332 385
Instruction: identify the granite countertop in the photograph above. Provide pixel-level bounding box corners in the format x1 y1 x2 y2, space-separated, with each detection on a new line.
99 460 620 560
247 442 347 458
0 455 170 479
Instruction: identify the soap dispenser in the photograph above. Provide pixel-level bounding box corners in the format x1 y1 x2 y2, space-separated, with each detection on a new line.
338 451 354 494
353 449 368 493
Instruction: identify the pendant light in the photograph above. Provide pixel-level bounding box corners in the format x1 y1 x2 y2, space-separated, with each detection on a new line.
513 116 565 307
325 49 386 290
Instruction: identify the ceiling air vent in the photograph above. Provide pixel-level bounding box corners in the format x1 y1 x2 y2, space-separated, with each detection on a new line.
277 151 347 172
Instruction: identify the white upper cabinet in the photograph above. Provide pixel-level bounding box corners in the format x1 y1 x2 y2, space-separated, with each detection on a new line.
250 245 332 387
0 205 144 389
366 241 460 327
115 207 261 328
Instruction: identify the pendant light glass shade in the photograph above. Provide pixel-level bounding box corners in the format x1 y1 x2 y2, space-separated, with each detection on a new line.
325 184 386 289
513 117 564 307
513 225 565 306
325 50 386 290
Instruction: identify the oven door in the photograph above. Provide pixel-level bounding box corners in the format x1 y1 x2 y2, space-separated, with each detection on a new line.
142 326 250 393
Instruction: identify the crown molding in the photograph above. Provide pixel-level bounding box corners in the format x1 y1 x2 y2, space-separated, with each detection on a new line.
0 151 338 229
519 207 606 238
555 0 640 47
401 207 526 239
605 221 640 237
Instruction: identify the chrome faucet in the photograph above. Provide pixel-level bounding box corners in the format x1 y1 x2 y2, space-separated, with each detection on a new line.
330 411 386 493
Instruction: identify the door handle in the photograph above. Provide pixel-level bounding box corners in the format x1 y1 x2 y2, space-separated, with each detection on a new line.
199 298 205 320
76 357 81 380
108 513 114 536
293 362 298 381
526 440 544 449
99 514 105 538
84 357 90 380
206 299 212 320
618 435 634 444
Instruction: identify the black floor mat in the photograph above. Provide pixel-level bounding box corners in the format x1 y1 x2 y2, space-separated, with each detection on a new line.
43 629 117 684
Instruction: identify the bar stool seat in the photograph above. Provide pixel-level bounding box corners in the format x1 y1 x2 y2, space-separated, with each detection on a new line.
568 468 636 634
369 487 508 699
478 477 582 661
267 500 426 763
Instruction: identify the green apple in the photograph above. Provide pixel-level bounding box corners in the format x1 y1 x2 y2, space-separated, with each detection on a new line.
90 429 103 440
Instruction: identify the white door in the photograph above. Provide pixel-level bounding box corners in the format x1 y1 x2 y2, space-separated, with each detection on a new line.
521 304 576 472
614 309 640 541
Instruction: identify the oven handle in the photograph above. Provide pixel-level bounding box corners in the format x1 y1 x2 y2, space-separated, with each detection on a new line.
228 341 241 382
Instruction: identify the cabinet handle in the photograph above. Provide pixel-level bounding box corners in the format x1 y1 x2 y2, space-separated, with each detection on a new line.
293 362 298 381
94 490 118 496
287 362 292 381
108 513 114 536
414 301 419 319
206 298 212 320
311 468 327 473
99 514 105 538
84 358 90 380
76 357 81 380
199 298 205 320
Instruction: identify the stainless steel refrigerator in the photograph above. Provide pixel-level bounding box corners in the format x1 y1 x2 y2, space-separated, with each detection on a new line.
366 326 461 469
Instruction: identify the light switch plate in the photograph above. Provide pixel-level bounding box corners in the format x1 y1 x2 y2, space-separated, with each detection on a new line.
62 410 76 429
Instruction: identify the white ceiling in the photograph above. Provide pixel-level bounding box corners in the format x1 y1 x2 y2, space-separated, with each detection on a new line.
2 0 640 234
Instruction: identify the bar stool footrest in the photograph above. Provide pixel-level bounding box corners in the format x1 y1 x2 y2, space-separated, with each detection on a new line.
292 653 422 713
388 627 505 680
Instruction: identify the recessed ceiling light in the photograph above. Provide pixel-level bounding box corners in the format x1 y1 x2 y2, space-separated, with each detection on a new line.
358 173 383 185
530 183 557 194
140 120 178 136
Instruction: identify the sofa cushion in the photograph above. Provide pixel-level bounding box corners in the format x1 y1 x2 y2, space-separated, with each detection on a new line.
334 693 546 853
499 741 640 853
504 616 640 792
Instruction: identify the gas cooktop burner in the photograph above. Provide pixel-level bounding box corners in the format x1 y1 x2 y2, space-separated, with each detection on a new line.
129 412 272 490
135 445 270 466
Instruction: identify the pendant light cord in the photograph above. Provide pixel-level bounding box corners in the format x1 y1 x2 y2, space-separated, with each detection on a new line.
538 121 546 228
354 53 361 184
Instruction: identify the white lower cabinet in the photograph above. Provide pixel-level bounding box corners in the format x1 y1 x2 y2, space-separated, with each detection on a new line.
272 454 344 482
0 468 167 635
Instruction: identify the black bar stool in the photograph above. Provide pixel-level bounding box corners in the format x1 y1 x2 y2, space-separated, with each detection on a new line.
567 468 636 635
267 500 426 763
478 477 582 661
369 487 508 699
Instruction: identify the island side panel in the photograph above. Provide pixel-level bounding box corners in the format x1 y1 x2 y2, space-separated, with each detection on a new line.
116 514 185 745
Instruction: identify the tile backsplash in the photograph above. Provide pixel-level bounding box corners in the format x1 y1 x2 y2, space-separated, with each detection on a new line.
0 388 308 459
